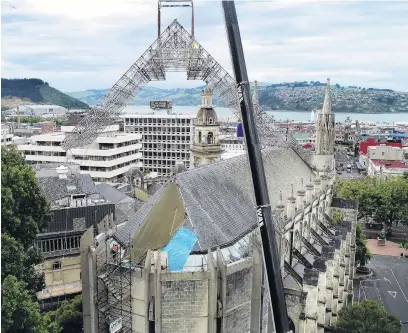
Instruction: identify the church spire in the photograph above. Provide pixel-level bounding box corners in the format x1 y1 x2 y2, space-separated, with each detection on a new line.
253 80 259 106
322 78 332 114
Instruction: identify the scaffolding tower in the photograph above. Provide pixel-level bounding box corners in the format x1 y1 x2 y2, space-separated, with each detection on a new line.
95 238 133 333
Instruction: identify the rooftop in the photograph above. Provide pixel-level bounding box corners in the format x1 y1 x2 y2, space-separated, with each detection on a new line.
114 146 313 252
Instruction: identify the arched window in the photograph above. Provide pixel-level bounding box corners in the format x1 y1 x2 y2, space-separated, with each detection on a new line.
53 260 62 271
198 131 202 144
207 132 214 144
208 118 213 125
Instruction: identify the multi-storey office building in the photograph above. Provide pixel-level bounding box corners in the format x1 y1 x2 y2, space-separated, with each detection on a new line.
17 125 142 183
121 112 195 177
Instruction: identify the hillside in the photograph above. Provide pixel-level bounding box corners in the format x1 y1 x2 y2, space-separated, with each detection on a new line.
1 78 90 109
68 81 408 113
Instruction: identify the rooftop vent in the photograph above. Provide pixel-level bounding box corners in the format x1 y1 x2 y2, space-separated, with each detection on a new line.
56 165 68 179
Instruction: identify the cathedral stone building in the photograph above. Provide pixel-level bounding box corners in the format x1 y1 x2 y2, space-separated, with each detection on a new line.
313 78 335 173
80 79 358 333
190 86 223 168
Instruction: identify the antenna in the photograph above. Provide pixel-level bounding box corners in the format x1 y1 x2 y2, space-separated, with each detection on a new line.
158 0 194 38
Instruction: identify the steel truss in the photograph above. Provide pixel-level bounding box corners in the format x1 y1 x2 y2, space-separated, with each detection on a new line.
95 240 132 333
61 20 311 165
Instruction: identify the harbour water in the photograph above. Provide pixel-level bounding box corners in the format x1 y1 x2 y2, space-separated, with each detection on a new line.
123 105 408 123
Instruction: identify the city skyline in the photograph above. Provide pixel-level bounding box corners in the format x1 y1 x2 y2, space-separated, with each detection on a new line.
2 0 408 92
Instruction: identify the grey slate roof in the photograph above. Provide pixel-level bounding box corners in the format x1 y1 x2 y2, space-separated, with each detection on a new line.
114 185 166 246
96 183 133 205
178 147 312 250
115 147 312 251
38 174 98 201
96 183 143 224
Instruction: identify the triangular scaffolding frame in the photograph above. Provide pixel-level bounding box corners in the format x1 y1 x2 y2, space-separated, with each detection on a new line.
62 19 311 165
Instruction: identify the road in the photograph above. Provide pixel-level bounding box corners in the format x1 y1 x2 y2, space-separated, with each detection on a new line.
357 256 408 332
335 147 364 180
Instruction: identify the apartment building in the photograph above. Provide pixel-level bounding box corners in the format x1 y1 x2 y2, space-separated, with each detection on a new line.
121 112 195 177
219 135 245 160
17 125 142 183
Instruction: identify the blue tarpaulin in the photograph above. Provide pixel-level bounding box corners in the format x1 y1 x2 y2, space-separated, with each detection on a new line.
162 227 198 272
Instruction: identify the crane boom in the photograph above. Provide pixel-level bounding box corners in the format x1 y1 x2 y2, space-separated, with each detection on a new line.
222 1 291 332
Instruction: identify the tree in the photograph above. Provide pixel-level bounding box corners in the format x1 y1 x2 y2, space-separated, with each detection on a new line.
44 296 83 333
333 210 344 225
1 233 45 293
334 176 408 227
355 224 372 266
1 146 50 249
334 299 402 333
1 275 47 333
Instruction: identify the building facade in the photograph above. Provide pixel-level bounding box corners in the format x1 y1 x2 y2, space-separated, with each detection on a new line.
33 164 116 310
80 148 357 333
219 135 245 160
122 112 195 177
17 125 142 183
190 86 223 167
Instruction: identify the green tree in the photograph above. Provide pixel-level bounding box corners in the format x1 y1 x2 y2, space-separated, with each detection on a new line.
1 275 47 333
1 146 50 248
334 299 402 333
332 210 344 225
44 295 83 333
334 176 408 227
355 224 372 266
1 233 45 293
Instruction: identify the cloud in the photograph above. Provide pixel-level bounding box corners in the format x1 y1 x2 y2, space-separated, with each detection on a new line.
1 0 408 92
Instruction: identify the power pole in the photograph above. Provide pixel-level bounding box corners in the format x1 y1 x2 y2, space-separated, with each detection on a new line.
222 2 291 333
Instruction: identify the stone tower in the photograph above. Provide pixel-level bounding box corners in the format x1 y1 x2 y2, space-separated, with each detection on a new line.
190 85 223 168
313 78 335 172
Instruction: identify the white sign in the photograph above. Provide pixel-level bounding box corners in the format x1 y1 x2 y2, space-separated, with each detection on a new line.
109 317 122 333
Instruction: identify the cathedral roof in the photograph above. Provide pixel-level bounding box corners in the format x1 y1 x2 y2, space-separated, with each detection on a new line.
114 146 313 251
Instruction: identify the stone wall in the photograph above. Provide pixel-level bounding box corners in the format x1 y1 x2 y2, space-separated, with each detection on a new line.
161 279 209 333
225 266 252 332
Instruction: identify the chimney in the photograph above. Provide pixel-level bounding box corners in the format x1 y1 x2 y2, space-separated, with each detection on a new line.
56 165 69 179
17 106 20 128
286 184 296 219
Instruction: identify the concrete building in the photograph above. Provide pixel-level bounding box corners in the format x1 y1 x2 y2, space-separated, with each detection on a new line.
17 125 142 183
367 159 408 177
367 144 405 161
219 135 245 160
33 164 116 310
79 82 357 333
191 86 223 167
1 124 26 146
122 112 195 177
358 138 404 168
10 104 68 117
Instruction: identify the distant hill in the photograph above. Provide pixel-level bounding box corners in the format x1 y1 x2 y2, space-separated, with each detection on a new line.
68 81 408 113
2 78 90 109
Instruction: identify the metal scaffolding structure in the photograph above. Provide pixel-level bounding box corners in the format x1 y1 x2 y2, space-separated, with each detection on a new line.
95 240 133 333
61 19 311 165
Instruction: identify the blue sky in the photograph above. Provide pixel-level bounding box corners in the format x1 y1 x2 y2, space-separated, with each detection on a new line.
1 0 408 92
